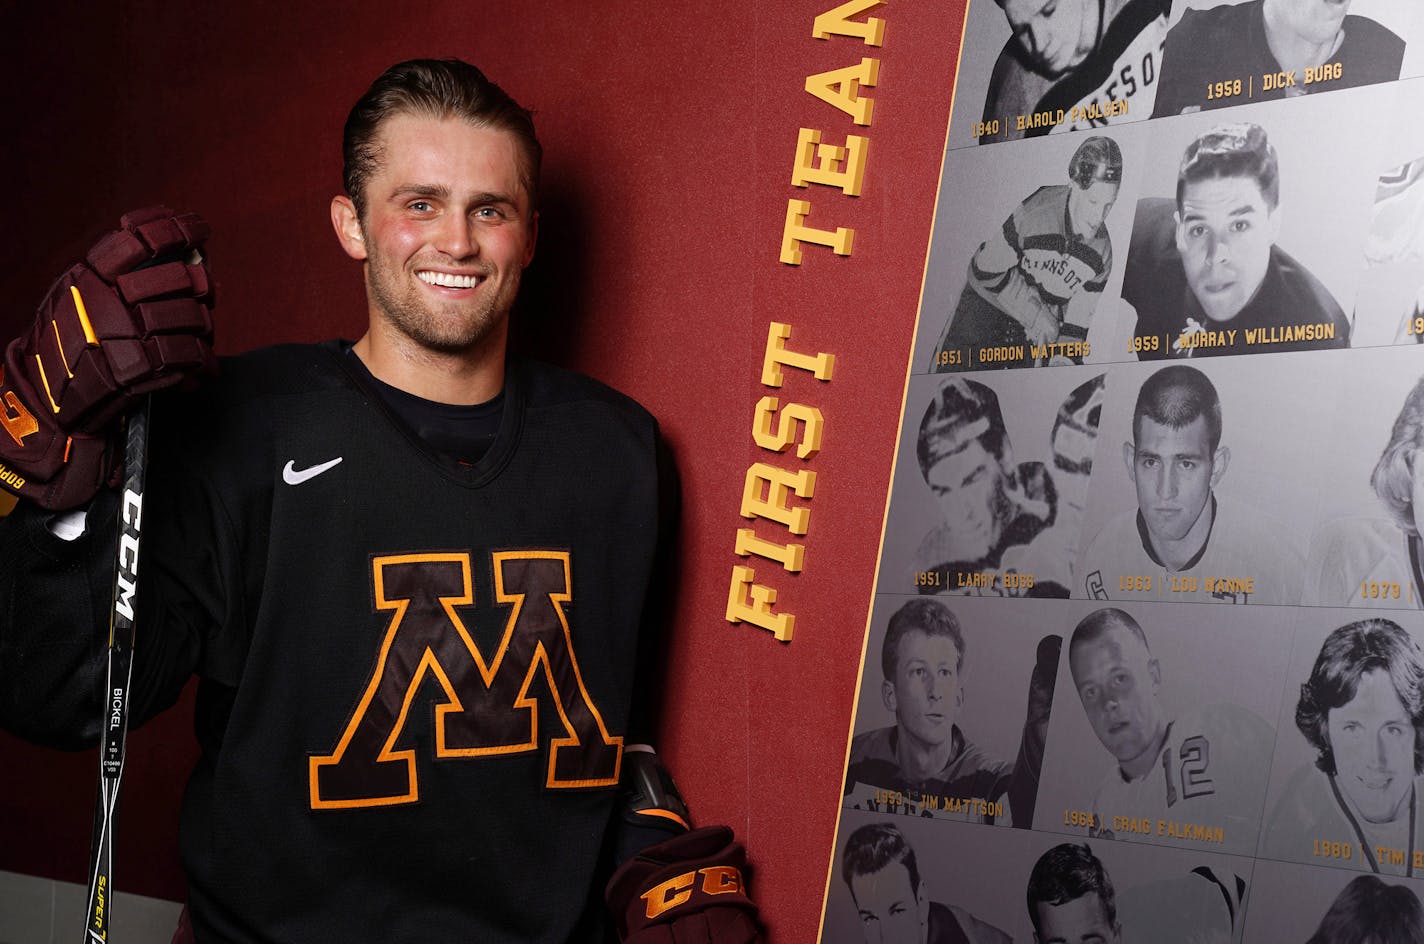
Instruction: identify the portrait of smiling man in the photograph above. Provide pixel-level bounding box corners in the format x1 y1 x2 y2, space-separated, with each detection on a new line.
1152 0 1406 118
1121 121 1350 358
1262 618 1424 877
0 58 761 943
1065 607 1275 856
977 0 1172 145
1077 364 1303 604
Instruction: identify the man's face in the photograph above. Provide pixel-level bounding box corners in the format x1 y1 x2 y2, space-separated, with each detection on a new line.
883 631 964 752
1268 0 1353 46
1033 893 1121 944
1068 180 1120 240
1126 415 1221 546
925 439 1012 561
1070 625 1165 770
1327 668 1417 825
340 113 537 355
850 862 930 944
1001 0 1099 78
1175 175 1279 323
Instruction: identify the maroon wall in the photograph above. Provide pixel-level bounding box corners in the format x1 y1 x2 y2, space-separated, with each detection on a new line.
0 2 967 939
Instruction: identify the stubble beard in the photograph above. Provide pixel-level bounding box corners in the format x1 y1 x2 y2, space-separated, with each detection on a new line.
366 251 518 355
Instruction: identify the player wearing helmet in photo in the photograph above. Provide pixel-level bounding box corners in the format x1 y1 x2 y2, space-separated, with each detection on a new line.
1262 619 1424 877
979 0 1171 145
841 822 1012 944
1305 376 1424 608
1068 608 1275 857
843 599 1061 828
913 374 1103 598
932 136 1121 372
1121 122 1350 359
1153 0 1405 118
1078 364 1303 604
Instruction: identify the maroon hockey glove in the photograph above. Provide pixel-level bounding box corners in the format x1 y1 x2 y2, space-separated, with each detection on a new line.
606 825 761 944
0 207 214 509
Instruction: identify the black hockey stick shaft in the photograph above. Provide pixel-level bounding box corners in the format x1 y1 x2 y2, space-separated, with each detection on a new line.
82 398 152 943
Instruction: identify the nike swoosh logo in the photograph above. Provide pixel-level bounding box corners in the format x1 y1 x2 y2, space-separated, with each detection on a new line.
282 456 343 485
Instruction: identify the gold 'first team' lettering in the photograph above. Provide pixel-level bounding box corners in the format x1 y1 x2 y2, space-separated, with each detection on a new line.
309 551 622 809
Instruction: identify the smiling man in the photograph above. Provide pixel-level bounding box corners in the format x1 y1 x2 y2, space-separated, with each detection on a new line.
1067 608 1275 857
1121 122 1350 359
0 59 759 943
1078 364 1302 604
1153 0 1405 118
978 0 1171 145
1262 619 1424 876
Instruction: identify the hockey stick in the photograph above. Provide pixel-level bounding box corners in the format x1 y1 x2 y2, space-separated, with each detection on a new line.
81 397 152 943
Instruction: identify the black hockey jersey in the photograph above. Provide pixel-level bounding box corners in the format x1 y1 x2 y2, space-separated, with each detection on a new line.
0 342 670 943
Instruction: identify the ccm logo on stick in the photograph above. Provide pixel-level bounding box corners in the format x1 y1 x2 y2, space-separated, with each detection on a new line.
113 487 143 621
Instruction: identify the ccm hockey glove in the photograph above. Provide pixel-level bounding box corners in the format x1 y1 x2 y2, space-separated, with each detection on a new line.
0 207 214 509
606 826 761 944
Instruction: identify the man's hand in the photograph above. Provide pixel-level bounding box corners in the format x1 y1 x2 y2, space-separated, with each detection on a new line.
0 207 214 510
606 826 761 944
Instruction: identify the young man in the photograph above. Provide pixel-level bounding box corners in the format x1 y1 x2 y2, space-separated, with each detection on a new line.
1025 841 1242 944
841 822 1010 944
915 374 1104 599
1067 608 1274 857
1262 619 1424 876
1152 0 1405 118
1121 122 1350 358
0 60 756 943
1025 843 1122 944
1078 364 1303 604
842 599 1059 828
978 0 1171 145
931 136 1122 372
913 378 1054 592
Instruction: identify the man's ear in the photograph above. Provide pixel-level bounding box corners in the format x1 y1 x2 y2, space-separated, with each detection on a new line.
331 195 367 261
1267 203 1283 243
522 210 539 268
1122 441 1136 479
1210 446 1231 488
1173 208 1186 256
882 679 898 714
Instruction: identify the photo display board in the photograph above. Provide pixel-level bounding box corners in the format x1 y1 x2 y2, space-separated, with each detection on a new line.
821 2 1424 940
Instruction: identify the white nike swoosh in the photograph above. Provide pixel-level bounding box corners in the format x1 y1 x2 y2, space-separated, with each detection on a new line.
282 456 343 485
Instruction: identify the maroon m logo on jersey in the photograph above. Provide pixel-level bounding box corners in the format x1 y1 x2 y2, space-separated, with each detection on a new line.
308 551 623 809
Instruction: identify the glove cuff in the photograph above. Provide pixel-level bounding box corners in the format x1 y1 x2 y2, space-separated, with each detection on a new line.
606 826 758 940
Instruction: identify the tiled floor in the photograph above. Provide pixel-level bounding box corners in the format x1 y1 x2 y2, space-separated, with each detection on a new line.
0 871 181 944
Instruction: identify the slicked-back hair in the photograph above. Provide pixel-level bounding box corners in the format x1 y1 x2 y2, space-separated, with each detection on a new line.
882 599 966 681
842 822 922 901
1132 364 1222 453
918 379 1009 481
1306 875 1424 944
1070 607 1149 660
1026 843 1117 936
1176 122 1279 213
1371 377 1424 536
342 58 542 219
1069 136 1123 189
1296 619 1424 776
